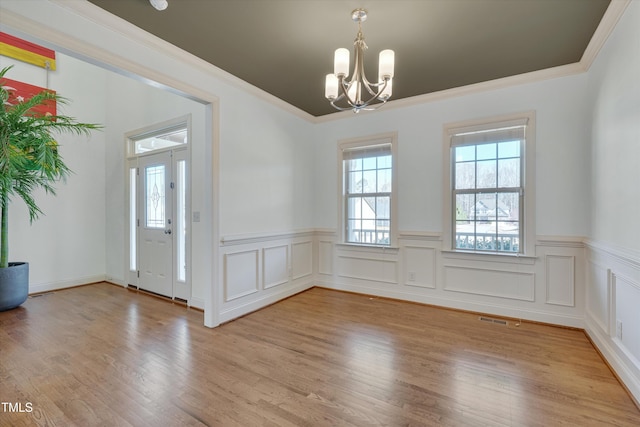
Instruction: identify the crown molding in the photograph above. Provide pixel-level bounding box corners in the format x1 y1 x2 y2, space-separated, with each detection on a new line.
580 0 631 71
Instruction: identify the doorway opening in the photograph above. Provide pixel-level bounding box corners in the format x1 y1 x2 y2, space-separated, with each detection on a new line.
126 116 191 302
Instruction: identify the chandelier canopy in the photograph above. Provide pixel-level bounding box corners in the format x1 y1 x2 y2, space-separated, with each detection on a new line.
325 9 395 113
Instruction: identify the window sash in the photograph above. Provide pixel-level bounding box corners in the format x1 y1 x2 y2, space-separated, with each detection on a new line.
343 145 392 246
450 128 525 254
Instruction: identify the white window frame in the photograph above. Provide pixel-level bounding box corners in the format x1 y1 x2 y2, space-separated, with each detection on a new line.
338 132 398 248
443 112 536 257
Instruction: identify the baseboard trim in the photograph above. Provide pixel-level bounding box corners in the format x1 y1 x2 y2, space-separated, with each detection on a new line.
29 275 107 295
317 281 584 328
584 314 640 408
219 281 314 324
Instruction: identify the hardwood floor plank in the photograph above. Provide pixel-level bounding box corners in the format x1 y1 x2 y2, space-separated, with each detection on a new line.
1 283 639 426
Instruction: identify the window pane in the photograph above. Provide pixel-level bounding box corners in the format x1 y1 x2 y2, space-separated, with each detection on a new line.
348 158 362 172
362 156 376 170
455 193 475 221
498 192 519 220
497 221 519 252
145 165 165 228
362 170 376 193
456 221 475 250
378 155 392 169
376 196 390 220
475 193 498 222
455 162 475 190
376 220 390 245
176 160 187 283
498 140 520 158
377 168 392 192
348 171 362 194
347 197 362 220
477 143 496 160
498 158 520 187
129 168 137 271
455 145 475 162
362 218 376 233
477 160 497 188
134 128 187 154
347 219 361 242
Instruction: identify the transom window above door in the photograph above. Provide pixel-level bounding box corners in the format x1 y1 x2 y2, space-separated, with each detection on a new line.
133 127 187 154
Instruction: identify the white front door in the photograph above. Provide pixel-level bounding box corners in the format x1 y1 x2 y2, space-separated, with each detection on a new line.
138 151 173 297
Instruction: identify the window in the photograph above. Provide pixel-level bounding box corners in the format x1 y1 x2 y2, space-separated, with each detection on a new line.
444 113 535 255
340 133 397 247
130 125 187 155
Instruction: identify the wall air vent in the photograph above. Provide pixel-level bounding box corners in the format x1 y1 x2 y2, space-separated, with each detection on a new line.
479 316 508 325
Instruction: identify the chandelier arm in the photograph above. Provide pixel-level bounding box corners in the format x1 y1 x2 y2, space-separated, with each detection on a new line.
330 99 360 111
332 96 389 112
337 77 357 107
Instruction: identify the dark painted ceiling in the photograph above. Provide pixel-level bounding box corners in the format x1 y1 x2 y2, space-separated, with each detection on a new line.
87 0 611 117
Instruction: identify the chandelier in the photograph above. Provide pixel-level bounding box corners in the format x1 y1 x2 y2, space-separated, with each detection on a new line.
325 9 395 113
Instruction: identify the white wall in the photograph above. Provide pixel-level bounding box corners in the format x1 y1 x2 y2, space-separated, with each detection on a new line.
0 54 107 293
219 91 315 236
585 0 640 403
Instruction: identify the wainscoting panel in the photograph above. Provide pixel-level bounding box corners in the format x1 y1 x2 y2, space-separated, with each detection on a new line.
585 241 640 405
224 250 259 301
292 241 313 280
263 245 289 289
443 265 535 301
337 254 398 284
586 259 610 334
219 231 316 324
403 246 436 288
545 255 575 306
318 241 333 275
613 272 640 368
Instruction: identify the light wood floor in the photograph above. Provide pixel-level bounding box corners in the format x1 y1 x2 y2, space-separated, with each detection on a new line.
1 283 638 426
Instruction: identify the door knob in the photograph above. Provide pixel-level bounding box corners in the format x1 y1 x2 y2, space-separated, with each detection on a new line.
165 229 172 235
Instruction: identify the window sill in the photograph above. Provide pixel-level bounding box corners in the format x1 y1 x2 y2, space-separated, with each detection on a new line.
336 243 400 253
441 249 536 265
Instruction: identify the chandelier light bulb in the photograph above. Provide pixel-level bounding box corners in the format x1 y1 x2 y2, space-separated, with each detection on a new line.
379 50 395 80
334 48 350 78
325 74 339 100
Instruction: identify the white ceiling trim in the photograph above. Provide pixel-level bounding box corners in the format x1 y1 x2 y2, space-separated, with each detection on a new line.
313 62 586 123
579 0 631 70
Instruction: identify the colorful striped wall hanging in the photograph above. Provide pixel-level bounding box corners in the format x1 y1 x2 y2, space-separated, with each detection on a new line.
0 32 56 70
1 78 57 117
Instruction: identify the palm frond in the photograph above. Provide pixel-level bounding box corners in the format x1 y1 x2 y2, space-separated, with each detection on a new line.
0 65 102 268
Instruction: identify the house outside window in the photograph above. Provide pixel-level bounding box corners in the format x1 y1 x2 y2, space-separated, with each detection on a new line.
339 133 398 247
444 112 535 256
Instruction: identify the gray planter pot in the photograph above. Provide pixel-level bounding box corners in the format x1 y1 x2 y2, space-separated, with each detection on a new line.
0 262 29 311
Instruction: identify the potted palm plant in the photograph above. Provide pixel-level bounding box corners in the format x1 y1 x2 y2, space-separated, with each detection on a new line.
0 66 101 311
